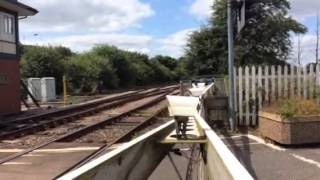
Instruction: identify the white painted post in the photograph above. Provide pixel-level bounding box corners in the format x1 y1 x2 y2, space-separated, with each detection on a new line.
251 66 256 126
271 65 275 102
245 66 250 126
309 64 314 99
297 66 301 97
284 65 288 98
277 65 282 99
233 67 238 124
290 65 295 97
258 66 263 109
316 64 320 102
303 66 308 99
264 66 269 104
238 67 243 125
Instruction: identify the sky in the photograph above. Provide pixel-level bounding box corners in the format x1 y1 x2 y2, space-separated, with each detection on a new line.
19 0 320 64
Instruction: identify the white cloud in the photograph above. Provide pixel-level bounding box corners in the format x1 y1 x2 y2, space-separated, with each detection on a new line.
19 0 154 33
157 28 195 58
22 28 196 58
19 0 196 58
189 0 213 19
22 33 153 53
290 33 318 65
289 0 320 20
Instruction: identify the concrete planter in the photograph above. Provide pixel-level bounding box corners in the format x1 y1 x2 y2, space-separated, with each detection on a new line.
259 111 320 145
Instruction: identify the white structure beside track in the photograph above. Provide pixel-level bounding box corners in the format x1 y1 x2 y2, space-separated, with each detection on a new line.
58 83 253 180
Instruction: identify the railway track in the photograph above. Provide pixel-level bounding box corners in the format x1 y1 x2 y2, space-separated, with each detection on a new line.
0 86 178 167
0 86 178 140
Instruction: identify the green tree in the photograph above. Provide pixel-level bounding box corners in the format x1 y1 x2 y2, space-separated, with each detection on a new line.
151 55 178 70
92 45 135 88
66 53 119 92
21 45 71 93
186 0 307 75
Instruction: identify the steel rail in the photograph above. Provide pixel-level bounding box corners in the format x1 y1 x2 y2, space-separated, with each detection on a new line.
0 88 173 140
1 85 177 126
55 91 179 178
0 88 177 165
0 88 154 125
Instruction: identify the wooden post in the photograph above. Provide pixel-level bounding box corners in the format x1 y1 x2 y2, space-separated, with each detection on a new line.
258 66 263 108
297 66 301 97
238 67 243 125
284 65 288 98
233 67 238 125
316 64 320 102
277 65 282 99
63 75 68 106
271 65 275 102
309 64 314 98
264 66 269 104
303 66 308 99
290 65 295 97
245 66 250 126
251 66 256 126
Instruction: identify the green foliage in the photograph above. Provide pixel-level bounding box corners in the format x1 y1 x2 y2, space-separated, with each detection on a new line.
185 0 307 75
20 44 183 94
151 55 178 70
21 45 71 92
92 45 135 88
264 98 320 119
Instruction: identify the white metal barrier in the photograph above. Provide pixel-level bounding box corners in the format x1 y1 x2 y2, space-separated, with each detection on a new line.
195 83 253 180
58 83 253 180
57 122 175 180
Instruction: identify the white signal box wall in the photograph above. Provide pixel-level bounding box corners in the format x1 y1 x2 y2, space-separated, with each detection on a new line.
27 78 41 102
41 77 56 102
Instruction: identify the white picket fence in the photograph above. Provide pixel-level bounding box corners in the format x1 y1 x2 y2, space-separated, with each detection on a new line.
235 64 320 126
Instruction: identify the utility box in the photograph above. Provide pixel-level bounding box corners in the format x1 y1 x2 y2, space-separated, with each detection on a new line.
41 77 56 102
27 78 41 102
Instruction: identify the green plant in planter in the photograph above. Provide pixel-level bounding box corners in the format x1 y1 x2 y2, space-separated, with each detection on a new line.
265 97 320 119
279 99 296 119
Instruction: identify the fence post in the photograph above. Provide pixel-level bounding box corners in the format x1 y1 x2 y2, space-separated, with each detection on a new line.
290 65 295 97
309 64 314 98
277 65 282 99
234 67 238 125
316 64 320 102
258 66 263 109
238 67 243 125
303 66 308 99
271 65 275 102
264 66 269 104
245 66 250 126
284 65 288 98
251 66 256 126
297 66 302 97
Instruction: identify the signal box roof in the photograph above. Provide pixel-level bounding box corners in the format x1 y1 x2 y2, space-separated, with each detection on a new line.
0 0 38 16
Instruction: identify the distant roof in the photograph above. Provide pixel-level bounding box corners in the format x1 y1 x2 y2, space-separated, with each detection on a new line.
0 0 38 16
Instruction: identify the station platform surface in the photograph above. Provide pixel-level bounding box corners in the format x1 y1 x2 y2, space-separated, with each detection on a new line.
223 134 320 180
0 142 102 180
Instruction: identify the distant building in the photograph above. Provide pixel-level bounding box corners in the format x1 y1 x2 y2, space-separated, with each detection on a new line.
0 0 37 114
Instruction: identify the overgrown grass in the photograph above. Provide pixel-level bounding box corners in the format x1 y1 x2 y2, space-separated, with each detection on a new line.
263 97 320 119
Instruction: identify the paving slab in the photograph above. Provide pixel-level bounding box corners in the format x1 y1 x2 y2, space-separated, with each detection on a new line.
223 135 320 180
0 142 103 180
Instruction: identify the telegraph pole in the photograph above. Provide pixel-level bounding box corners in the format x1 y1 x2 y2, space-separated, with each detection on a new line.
227 0 236 131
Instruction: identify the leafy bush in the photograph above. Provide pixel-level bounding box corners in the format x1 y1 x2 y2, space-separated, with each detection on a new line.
20 44 184 94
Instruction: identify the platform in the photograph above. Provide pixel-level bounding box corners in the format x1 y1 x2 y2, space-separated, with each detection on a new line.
0 142 103 180
223 134 320 180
